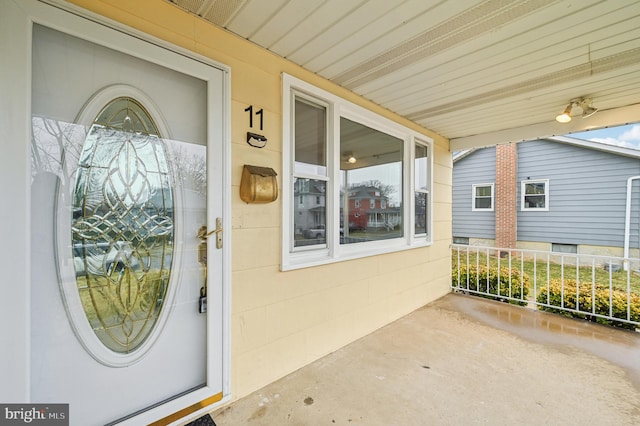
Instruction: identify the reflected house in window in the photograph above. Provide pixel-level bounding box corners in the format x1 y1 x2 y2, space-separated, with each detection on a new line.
414 192 427 234
346 185 400 232
294 178 325 237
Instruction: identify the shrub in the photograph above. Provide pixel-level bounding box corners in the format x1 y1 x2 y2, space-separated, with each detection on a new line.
452 264 529 306
537 279 640 330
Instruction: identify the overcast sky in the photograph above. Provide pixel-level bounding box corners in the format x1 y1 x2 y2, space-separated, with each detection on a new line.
570 123 640 150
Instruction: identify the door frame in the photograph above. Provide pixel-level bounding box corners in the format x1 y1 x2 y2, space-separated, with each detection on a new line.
0 0 232 423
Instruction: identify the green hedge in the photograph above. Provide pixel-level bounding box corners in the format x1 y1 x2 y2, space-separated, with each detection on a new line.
452 264 529 306
537 279 640 330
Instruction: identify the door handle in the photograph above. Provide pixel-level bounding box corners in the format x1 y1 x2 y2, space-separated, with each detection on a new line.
197 217 223 249
195 218 222 315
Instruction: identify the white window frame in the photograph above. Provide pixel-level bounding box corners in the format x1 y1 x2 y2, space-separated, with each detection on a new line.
290 93 331 254
413 139 430 237
521 179 549 211
472 183 494 211
282 74 433 270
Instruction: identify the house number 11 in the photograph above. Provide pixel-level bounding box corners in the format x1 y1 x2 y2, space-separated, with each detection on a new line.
244 105 264 130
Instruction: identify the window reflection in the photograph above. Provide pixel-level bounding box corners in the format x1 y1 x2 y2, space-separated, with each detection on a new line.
294 99 326 175
340 118 403 244
31 108 207 360
415 192 427 234
415 144 428 191
414 144 429 235
293 98 328 247
71 98 174 354
293 178 326 246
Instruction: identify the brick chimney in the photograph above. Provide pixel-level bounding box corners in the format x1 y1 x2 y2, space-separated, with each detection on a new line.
495 143 517 252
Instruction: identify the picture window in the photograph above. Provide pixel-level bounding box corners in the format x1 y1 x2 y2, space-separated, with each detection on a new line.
282 74 433 269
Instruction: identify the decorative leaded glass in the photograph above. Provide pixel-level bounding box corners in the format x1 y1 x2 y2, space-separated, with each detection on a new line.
71 97 174 353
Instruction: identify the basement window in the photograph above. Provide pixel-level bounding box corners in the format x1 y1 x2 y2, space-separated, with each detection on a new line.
453 237 469 245
552 243 577 254
282 74 433 270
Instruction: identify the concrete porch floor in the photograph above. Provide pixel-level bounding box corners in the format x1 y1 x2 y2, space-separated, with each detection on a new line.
207 293 640 425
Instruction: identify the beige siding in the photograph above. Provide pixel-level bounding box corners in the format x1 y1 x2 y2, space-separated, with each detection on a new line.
69 0 452 400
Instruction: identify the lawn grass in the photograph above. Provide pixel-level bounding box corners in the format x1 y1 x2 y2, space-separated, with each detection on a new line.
451 249 640 297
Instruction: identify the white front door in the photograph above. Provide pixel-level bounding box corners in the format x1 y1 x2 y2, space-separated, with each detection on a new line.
28 12 226 426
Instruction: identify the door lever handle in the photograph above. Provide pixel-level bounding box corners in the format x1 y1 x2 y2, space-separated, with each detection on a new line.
197 217 223 249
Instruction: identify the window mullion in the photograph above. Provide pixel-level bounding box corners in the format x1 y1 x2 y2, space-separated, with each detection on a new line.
328 102 339 258
406 136 414 243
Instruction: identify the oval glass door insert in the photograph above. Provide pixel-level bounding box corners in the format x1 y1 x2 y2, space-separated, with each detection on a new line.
71 96 174 354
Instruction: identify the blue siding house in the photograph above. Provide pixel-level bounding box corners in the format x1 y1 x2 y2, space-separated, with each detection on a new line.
453 136 640 257
453 146 496 241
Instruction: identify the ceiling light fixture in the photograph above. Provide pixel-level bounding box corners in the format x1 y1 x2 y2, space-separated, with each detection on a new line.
579 97 598 118
556 97 598 123
555 103 573 123
345 152 357 164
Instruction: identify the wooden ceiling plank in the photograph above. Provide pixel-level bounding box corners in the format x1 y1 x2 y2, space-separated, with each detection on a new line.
275 0 402 61
358 0 634 103
224 0 288 37
195 0 640 141
249 0 325 48
314 0 481 78
364 18 639 115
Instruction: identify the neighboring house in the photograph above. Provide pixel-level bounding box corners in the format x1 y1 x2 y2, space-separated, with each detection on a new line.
345 185 399 231
294 178 326 236
453 136 640 258
296 181 403 244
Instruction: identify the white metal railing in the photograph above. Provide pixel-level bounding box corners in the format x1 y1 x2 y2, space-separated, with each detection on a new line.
451 244 640 330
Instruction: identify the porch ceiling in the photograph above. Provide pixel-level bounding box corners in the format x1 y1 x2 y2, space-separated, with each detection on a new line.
168 0 640 150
